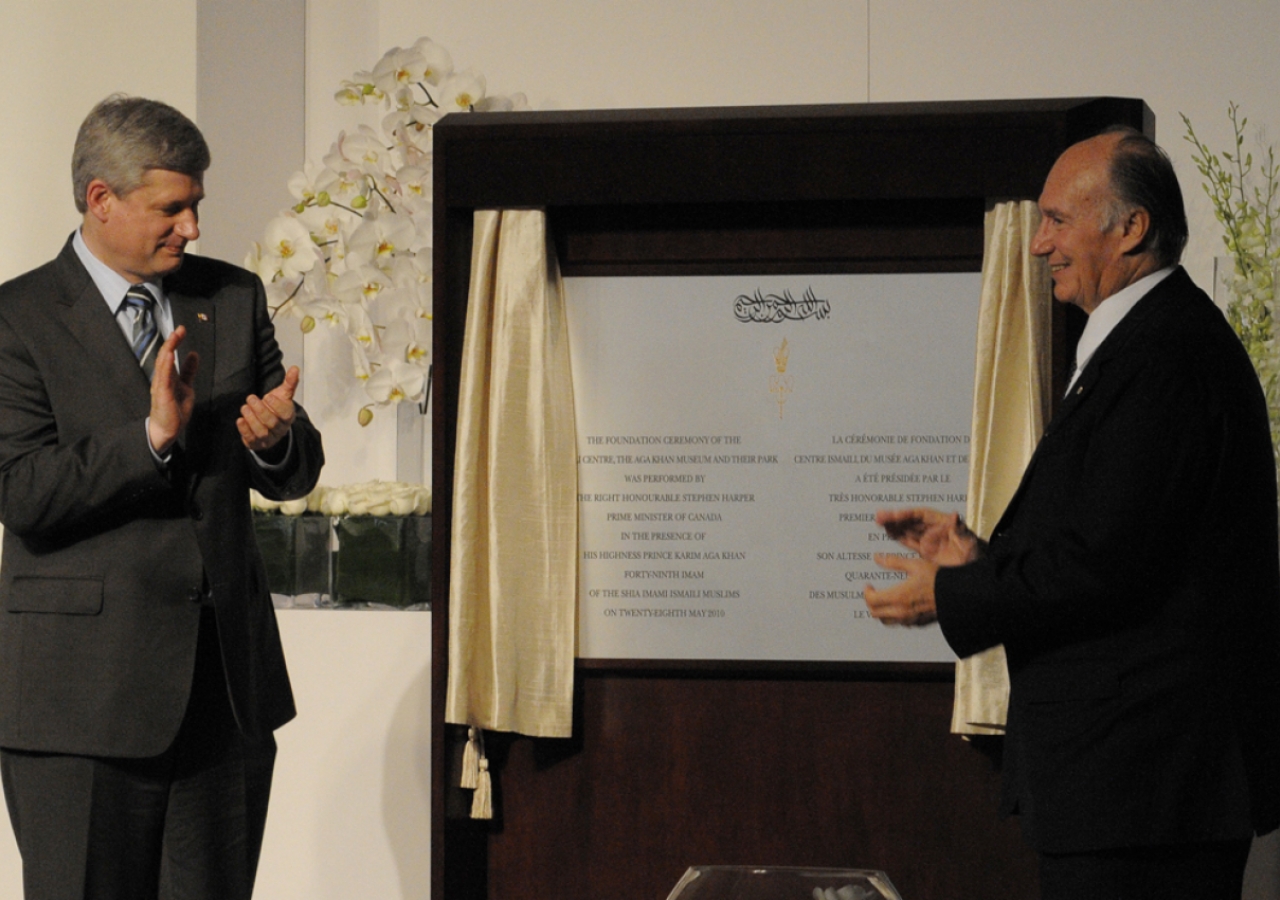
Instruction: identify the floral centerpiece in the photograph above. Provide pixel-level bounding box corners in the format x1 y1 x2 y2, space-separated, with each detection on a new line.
251 481 432 518
252 481 433 609
1183 104 1280 475
247 37 527 426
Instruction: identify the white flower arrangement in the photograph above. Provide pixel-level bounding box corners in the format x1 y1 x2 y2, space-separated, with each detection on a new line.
247 37 527 426
1182 104 1280 473
251 481 432 517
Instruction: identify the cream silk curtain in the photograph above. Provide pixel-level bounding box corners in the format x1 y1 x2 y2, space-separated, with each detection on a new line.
951 200 1051 736
445 209 578 741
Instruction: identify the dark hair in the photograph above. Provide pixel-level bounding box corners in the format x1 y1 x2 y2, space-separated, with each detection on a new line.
72 95 210 213
1100 125 1188 268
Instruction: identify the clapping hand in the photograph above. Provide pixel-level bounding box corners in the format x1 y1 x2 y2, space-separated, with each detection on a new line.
237 366 300 453
862 508 979 627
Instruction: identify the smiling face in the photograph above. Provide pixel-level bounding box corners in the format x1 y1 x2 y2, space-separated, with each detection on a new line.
1030 134 1150 314
82 168 203 283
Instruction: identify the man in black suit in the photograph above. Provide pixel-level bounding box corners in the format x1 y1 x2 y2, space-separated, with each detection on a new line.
865 129 1280 898
0 96 324 898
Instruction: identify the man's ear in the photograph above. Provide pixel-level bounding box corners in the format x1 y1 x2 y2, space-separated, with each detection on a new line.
1118 206 1151 256
83 179 115 224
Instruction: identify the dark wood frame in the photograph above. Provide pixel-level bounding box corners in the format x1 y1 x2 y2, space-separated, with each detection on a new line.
432 97 1152 900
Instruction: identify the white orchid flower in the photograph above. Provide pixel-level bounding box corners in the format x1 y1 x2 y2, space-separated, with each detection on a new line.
389 255 433 312
296 206 350 254
388 165 432 215
334 82 364 106
387 105 442 158
288 160 340 206
336 70 383 105
256 217 320 283
300 293 363 335
332 265 389 305
380 315 432 366
348 211 416 269
370 46 427 99
438 70 487 112
244 241 264 277
474 92 530 113
262 272 303 310
346 302 378 349
326 126 392 180
365 356 427 404
411 38 454 86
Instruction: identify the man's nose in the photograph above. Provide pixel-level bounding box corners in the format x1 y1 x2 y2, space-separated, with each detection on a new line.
175 212 199 242
1029 219 1050 256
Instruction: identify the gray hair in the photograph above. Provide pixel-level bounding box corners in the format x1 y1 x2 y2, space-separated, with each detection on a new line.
1100 126 1189 268
72 95 210 213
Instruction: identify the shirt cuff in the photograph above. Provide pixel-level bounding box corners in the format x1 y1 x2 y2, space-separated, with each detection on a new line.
251 428 294 470
145 417 172 467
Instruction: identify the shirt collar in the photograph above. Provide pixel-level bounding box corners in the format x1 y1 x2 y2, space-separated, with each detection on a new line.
1070 267 1175 385
72 228 163 314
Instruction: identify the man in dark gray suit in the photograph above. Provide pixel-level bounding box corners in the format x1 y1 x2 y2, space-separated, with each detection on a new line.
0 96 323 899
865 130 1280 898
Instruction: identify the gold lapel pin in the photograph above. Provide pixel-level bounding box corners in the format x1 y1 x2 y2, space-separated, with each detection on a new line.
197 313 209 321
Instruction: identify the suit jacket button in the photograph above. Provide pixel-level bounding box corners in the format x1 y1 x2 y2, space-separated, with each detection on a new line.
189 503 202 521
187 588 203 603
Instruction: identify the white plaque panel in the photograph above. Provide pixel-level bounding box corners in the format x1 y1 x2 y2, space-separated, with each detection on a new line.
565 273 982 661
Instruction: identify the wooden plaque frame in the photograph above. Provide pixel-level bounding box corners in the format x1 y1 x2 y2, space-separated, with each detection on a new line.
431 97 1152 900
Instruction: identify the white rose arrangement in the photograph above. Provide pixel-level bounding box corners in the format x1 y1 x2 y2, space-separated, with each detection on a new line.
251 481 432 517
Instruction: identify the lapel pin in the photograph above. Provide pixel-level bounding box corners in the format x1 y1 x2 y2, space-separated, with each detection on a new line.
197 313 209 321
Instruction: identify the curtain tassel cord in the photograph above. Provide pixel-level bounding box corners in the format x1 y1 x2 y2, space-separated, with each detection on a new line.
471 755 493 820
460 726 481 789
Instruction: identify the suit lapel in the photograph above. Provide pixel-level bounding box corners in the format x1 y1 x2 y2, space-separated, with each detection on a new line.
167 289 216 407
989 268 1190 534
166 285 217 475
52 242 153 412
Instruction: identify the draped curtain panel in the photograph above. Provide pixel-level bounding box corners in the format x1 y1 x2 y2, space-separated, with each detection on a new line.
951 200 1051 736
445 209 578 739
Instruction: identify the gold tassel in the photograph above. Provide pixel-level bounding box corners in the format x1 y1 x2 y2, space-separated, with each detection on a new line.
470 756 493 820
460 727 480 789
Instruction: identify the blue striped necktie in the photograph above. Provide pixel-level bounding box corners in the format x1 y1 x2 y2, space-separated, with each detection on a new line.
121 285 159 378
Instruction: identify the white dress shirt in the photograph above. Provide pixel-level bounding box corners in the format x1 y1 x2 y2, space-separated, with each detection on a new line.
1065 267 1175 394
73 229 174 342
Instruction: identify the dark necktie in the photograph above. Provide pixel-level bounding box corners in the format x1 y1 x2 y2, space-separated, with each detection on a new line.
121 285 159 379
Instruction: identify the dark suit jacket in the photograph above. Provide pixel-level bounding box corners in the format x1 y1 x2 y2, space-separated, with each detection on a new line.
0 236 323 758
936 268 1280 854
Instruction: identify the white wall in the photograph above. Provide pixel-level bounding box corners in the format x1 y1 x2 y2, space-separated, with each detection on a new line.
0 1 198 283
865 0 1279 297
368 0 1279 294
